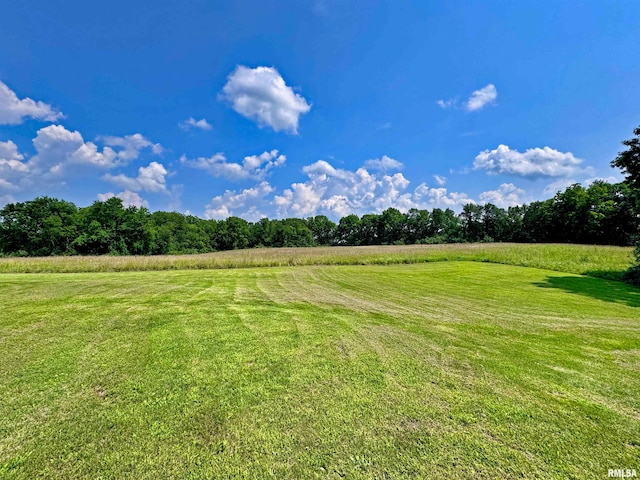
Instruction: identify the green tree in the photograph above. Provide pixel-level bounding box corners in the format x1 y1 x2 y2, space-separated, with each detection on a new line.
358 213 380 245
336 214 360 245
305 215 336 245
0 197 78 256
611 125 640 189
481 204 509 242
379 208 406 244
611 125 640 283
404 208 430 244
460 203 483 242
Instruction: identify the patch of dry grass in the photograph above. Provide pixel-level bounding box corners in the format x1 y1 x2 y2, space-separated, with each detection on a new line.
0 243 633 279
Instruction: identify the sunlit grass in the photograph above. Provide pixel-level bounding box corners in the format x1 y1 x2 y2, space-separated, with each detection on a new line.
1 260 638 478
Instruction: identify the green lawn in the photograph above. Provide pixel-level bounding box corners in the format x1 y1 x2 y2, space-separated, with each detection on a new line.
1 259 639 478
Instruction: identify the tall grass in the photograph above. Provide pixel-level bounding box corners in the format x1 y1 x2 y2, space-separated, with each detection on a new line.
0 243 633 279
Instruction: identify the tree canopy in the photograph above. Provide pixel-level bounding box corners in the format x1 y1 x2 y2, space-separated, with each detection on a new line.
611 124 640 284
1 179 638 261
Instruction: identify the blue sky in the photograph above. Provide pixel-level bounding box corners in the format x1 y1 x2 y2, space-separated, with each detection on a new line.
1 0 639 220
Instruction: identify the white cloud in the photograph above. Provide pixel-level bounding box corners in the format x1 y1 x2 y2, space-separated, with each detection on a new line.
204 181 274 220
181 149 286 181
433 175 446 186
273 158 473 219
98 133 163 161
97 190 149 208
198 155 489 222
30 125 119 173
466 84 497 111
436 98 456 109
474 144 591 179
26 126 162 178
412 184 474 209
437 84 497 111
478 183 525 208
0 81 63 125
103 161 168 193
221 65 311 134
179 117 212 131
0 140 28 190
363 155 403 172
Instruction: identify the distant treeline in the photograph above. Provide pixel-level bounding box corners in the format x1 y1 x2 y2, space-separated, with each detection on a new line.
0 180 638 257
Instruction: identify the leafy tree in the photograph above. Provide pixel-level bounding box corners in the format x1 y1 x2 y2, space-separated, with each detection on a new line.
551 184 592 242
219 216 251 250
460 203 484 242
522 200 553 243
481 204 509 242
0 197 78 256
611 125 640 283
611 125 640 189
250 218 275 247
271 218 314 247
305 215 336 246
404 208 430 244
379 208 406 244
504 205 526 242
336 214 360 245
425 208 461 243
72 198 154 255
358 213 380 245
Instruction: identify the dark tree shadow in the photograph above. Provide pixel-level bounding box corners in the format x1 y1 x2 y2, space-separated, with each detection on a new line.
534 275 640 308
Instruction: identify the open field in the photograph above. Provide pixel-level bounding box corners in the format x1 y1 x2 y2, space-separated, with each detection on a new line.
0 243 634 280
1 255 638 478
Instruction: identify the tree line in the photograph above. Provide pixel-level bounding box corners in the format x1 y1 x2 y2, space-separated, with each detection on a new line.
0 180 638 258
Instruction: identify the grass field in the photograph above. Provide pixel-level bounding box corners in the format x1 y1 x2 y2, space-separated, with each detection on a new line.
0 245 638 478
0 243 634 280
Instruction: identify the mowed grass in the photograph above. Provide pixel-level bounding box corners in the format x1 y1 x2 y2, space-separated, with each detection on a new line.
1 260 639 478
0 243 633 280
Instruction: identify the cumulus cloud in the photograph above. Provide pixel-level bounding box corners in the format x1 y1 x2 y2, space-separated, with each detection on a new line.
97 190 149 208
0 81 63 125
103 161 168 192
24 126 163 178
466 84 497 111
181 149 286 181
473 144 592 179
478 183 525 208
363 155 403 172
98 133 163 161
221 65 311 134
412 184 474 209
273 158 473 219
433 175 447 186
29 125 119 174
198 155 489 221
179 117 212 131
204 181 274 220
0 140 28 190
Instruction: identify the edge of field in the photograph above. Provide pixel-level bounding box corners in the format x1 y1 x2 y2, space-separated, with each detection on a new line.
0 243 634 281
